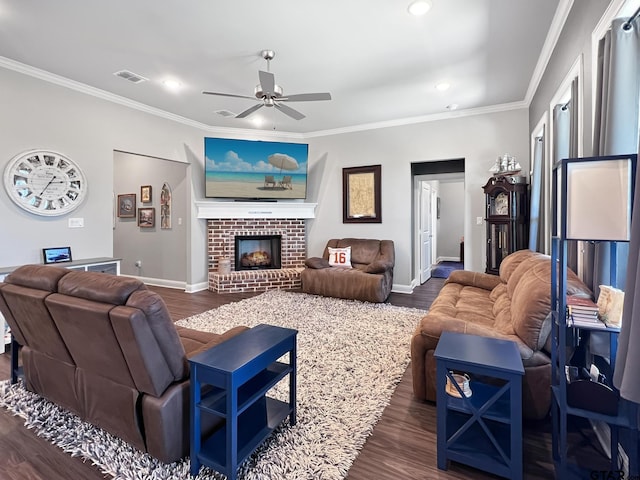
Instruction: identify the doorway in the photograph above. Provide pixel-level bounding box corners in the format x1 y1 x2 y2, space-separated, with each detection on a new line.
411 159 465 287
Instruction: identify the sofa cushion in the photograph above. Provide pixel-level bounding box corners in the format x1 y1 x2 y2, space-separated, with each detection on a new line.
58 270 147 305
327 238 384 266
491 283 515 335
364 260 393 274
6 264 70 292
499 249 547 284
305 257 331 269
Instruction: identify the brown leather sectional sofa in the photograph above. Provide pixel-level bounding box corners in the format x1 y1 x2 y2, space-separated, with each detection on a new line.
301 238 395 303
0 264 247 462
411 249 592 420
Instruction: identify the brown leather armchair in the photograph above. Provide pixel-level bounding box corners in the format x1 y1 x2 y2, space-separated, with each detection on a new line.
301 238 395 303
0 264 248 462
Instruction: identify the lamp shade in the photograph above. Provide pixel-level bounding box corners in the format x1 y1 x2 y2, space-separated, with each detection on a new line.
565 157 633 241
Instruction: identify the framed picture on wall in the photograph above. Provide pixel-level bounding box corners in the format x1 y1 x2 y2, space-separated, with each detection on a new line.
140 185 152 203
117 194 136 218
138 207 155 228
342 164 382 223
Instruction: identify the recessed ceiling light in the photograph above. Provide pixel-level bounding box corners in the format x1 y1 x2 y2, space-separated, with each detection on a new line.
436 82 450 91
162 79 182 92
446 103 459 111
251 117 263 126
408 0 432 16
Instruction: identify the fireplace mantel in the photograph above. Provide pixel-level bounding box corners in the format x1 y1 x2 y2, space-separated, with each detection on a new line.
195 201 317 219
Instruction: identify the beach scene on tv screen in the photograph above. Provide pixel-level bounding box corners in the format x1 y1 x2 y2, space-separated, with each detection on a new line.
205 137 308 199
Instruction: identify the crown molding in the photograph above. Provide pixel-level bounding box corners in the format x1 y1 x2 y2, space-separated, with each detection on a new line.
0 56 305 140
524 0 574 105
303 101 528 138
0 55 530 140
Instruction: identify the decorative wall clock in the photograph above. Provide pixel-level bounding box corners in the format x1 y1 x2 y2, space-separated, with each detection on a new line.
3 149 87 216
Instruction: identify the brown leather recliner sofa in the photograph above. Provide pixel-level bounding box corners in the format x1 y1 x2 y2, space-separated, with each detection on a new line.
411 249 592 420
301 238 395 303
0 264 248 463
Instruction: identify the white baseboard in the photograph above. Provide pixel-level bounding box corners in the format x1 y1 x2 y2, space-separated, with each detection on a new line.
124 278 417 296
391 283 414 294
435 256 461 264
186 281 209 293
122 274 187 290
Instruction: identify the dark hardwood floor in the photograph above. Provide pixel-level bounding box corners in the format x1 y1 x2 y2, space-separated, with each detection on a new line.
0 278 608 479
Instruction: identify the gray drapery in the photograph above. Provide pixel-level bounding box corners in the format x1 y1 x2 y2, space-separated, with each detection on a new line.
553 78 579 270
529 135 545 252
593 19 640 403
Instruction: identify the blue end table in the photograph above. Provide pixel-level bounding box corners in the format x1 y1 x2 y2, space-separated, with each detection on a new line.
434 331 524 480
189 324 297 479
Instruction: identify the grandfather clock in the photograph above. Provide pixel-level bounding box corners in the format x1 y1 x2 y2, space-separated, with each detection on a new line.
483 175 529 275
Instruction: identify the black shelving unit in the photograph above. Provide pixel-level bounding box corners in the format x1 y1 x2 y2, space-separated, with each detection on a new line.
550 154 638 478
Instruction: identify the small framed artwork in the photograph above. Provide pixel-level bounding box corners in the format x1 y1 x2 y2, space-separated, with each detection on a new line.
342 164 382 223
117 193 136 218
138 207 155 228
160 182 172 229
42 246 72 264
140 185 152 203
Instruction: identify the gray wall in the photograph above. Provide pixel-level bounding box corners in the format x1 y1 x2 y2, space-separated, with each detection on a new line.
306 109 529 285
529 1 610 154
113 151 188 282
0 61 529 290
437 180 465 260
0 66 295 290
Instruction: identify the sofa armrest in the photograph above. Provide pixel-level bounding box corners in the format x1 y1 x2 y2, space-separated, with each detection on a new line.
186 326 249 359
305 257 331 269
415 313 534 357
445 270 502 291
364 260 393 274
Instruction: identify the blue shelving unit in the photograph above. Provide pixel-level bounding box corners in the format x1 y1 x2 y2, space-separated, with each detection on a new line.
435 331 524 480
550 154 639 478
189 324 297 480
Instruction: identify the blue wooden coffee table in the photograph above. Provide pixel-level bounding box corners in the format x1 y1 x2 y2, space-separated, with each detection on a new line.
189 324 297 479
434 331 524 480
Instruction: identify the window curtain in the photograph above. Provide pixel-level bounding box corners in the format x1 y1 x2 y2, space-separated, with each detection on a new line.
529 135 545 252
609 17 640 404
553 77 579 270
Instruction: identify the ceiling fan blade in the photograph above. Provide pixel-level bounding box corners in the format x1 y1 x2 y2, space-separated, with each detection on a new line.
202 91 255 100
258 70 276 95
275 102 305 120
235 103 264 118
281 92 332 102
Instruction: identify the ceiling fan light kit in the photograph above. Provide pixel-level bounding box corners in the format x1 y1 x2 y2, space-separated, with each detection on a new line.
202 49 332 121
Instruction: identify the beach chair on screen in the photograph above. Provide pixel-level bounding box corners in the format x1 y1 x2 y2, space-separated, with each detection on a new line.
264 175 276 188
279 175 293 189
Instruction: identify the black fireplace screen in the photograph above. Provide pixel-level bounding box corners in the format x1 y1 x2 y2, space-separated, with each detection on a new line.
234 235 282 270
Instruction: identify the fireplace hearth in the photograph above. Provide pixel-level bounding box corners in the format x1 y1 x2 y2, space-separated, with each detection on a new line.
235 235 282 271
206 216 308 293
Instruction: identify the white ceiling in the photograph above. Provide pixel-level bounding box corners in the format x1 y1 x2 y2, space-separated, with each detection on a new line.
0 0 562 135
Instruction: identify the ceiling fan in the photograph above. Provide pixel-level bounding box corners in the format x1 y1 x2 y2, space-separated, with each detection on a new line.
202 50 332 120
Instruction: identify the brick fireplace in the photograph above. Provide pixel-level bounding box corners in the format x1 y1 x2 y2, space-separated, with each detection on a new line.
197 202 316 293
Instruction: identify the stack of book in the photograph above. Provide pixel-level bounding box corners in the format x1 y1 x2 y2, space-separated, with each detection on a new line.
566 296 608 330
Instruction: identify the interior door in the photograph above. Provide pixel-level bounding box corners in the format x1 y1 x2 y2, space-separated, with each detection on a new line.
420 182 433 283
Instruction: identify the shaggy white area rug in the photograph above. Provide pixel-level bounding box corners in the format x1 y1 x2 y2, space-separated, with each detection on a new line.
0 290 427 480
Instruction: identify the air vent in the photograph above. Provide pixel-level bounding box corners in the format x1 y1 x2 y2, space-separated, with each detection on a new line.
113 70 149 84
215 110 236 117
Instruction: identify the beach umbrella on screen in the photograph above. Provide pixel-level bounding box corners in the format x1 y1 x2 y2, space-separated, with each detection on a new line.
268 153 298 174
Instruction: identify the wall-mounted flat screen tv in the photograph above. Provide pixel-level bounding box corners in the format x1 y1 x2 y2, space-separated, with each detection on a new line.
205 137 308 200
